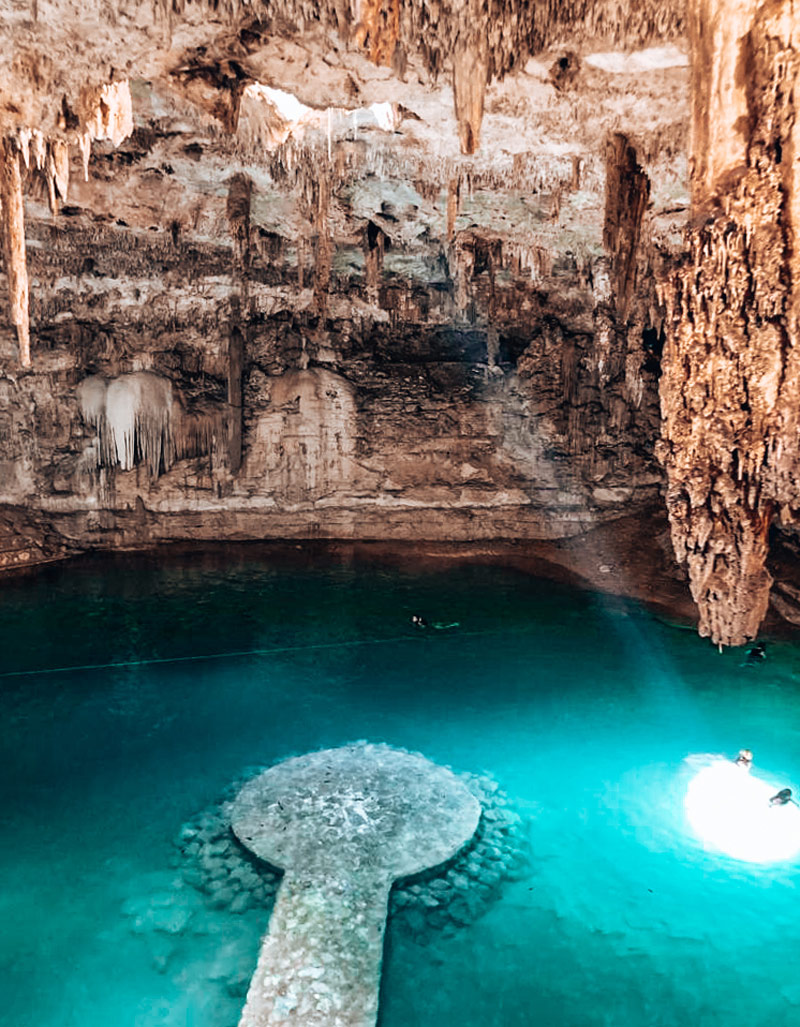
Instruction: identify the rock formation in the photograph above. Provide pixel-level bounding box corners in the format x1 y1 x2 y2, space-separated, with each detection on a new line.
658 0 800 645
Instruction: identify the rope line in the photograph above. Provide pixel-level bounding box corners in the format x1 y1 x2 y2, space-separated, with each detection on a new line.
0 626 523 680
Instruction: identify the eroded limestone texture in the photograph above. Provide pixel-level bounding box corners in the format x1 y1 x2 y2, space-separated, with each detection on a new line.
231 743 480 1027
0 1 688 559
658 0 800 645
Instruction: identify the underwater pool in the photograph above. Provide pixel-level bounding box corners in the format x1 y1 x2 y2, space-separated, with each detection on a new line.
2 546 800 1027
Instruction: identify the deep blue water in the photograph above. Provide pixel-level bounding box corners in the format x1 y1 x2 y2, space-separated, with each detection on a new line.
2 547 800 1027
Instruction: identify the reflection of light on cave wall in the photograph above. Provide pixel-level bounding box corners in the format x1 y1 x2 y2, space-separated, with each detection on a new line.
685 760 800 863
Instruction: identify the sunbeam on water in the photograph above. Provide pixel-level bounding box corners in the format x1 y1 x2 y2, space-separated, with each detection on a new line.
685 759 800 863
2 550 800 1027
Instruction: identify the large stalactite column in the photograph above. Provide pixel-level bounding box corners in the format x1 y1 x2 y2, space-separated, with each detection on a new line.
0 139 30 366
658 0 799 646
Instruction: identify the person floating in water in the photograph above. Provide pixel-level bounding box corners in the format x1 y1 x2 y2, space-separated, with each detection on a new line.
734 749 753 770
769 788 797 807
743 642 767 667
410 614 460 630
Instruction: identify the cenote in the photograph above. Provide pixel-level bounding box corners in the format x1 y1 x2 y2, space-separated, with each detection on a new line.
2 547 800 1027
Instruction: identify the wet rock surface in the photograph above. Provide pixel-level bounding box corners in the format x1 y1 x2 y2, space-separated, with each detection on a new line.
119 745 531 1023
178 750 530 935
231 744 482 1026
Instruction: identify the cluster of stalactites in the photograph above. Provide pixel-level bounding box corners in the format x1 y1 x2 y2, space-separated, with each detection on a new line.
354 0 681 154
0 82 133 367
657 0 799 646
78 372 177 477
168 0 683 155
78 371 222 480
179 0 684 78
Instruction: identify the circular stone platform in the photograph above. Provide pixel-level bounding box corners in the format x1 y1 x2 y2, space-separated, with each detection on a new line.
231 743 483 1027
231 742 481 878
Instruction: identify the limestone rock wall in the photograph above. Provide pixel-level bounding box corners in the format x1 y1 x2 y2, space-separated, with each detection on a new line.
0 211 664 552
0 10 689 569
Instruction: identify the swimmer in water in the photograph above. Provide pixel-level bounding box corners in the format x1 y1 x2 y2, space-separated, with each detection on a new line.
734 749 753 770
769 788 797 807
743 641 767 667
410 614 460 630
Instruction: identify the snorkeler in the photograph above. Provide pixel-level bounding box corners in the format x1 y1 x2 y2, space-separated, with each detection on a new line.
743 642 767 667
410 614 460 630
734 749 753 770
769 788 797 807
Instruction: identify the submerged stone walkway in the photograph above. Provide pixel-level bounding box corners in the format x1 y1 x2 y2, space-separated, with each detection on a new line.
231 742 481 1027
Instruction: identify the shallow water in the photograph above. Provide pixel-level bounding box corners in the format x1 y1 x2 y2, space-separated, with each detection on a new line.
2 548 800 1027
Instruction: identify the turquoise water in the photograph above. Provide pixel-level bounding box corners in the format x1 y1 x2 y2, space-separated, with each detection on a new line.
2 547 800 1027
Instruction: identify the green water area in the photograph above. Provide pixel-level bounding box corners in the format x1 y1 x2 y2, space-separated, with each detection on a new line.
2 547 800 1027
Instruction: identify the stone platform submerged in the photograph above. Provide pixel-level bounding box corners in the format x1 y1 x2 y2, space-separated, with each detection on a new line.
231 743 482 1026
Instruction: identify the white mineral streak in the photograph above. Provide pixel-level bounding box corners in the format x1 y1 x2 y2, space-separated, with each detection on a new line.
238 84 400 151
78 132 91 181
585 45 689 73
84 81 134 148
30 130 45 170
366 102 400 131
78 371 174 475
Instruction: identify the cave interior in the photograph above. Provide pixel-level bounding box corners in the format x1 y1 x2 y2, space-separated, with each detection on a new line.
1 0 800 647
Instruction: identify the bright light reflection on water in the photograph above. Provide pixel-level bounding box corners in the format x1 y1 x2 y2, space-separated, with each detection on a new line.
685 759 800 863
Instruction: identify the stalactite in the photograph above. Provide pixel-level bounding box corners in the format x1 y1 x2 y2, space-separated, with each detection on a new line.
226 172 252 275
452 33 489 156
226 173 251 476
603 133 650 322
363 219 385 305
0 138 30 366
30 131 45 171
658 0 799 646
45 139 70 215
314 171 331 315
500 240 552 283
81 80 134 148
450 233 474 310
446 175 460 241
296 235 306 289
227 327 244 475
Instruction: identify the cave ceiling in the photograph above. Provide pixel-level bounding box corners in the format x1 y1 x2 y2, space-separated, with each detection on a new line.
0 0 689 346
